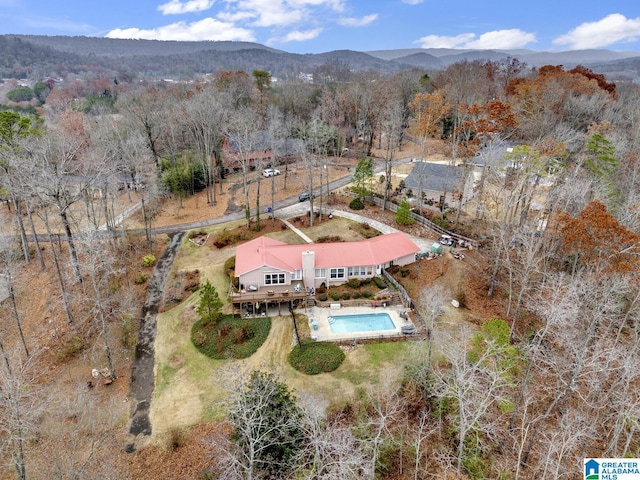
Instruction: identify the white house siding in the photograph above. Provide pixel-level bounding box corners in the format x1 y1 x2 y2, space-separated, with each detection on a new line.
239 266 290 290
394 253 417 267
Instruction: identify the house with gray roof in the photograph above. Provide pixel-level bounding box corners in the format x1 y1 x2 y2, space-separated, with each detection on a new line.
403 161 475 205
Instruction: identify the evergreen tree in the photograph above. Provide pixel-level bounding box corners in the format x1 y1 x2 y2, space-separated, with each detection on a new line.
395 199 414 225
352 157 375 197
197 280 222 323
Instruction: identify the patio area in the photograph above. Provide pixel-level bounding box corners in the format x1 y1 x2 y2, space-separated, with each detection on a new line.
301 304 416 342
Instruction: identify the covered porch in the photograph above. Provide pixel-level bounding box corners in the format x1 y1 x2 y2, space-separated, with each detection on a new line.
230 283 311 317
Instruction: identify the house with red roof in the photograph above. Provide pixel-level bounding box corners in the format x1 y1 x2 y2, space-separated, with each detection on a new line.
234 232 420 296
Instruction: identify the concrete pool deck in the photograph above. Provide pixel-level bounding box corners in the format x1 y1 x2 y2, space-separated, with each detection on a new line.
300 304 416 342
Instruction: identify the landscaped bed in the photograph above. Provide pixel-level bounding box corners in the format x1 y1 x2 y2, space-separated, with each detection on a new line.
317 276 387 302
288 339 345 374
191 314 271 359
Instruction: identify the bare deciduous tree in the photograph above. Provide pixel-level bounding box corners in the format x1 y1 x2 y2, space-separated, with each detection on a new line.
0 351 47 480
432 323 515 473
215 370 304 480
75 231 119 381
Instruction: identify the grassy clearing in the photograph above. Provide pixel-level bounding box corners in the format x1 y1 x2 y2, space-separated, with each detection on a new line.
333 342 411 386
301 216 373 242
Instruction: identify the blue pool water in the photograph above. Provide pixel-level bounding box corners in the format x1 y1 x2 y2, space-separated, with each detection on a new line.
328 312 396 334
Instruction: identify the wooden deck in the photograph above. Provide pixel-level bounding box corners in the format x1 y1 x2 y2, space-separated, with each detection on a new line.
230 284 309 304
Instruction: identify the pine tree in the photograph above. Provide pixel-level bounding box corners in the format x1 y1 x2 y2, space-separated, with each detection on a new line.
197 280 222 323
395 199 414 225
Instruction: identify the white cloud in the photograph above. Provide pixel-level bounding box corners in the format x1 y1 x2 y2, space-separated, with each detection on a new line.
402 0 424 4
415 29 535 49
338 14 378 27
106 17 255 42
217 0 346 28
277 27 323 43
287 0 345 13
415 33 476 49
106 0 350 45
465 29 536 49
158 0 216 15
553 13 640 49
217 0 303 28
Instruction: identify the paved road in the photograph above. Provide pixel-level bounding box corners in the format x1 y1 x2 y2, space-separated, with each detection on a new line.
11 155 419 242
143 154 417 235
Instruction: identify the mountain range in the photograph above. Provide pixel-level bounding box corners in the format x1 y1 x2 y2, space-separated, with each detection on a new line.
2 34 640 82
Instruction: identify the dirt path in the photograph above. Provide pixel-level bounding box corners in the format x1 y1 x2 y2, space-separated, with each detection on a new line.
125 231 186 453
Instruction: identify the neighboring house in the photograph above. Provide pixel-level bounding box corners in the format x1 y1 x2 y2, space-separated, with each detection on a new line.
223 132 272 172
223 131 303 172
404 161 474 205
234 232 420 293
472 141 519 170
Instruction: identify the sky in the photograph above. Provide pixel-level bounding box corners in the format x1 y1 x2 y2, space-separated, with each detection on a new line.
1 0 640 54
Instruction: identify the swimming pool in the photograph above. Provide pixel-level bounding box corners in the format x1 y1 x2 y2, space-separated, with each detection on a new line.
328 312 396 334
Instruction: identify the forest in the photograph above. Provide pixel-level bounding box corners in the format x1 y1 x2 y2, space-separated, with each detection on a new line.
0 55 640 479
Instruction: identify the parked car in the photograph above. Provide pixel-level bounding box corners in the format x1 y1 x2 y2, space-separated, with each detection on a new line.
439 234 455 246
262 168 281 177
298 192 311 202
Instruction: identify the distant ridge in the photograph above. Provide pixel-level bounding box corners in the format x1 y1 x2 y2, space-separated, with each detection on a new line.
391 52 442 69
1 34 640 81
7 34 284 57
367 47 640 68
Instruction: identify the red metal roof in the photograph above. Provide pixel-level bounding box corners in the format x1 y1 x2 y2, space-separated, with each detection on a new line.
235 232 420 276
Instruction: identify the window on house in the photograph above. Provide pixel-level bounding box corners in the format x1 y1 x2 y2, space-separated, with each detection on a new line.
315 268 326 278
292 269 302 280
348 266 371 276
264 273 286 285
329 268 345 280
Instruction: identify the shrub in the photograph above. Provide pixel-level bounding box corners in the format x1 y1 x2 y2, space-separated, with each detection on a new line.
223 256 239 288
317 235 343 243
431 216 451 230
349 197 364 210
373 276 386 289
187 230 208 239
166 427 188 451
331 292 341 301
395 199 414 225
141 254 156 267
223 256 236 276
218 324 232 338
342 291 351 300
235 325 253 343
134 273 148 284
316 285 327 294
352 291 361 299
346 278 361 288
318 293 328 301
362 290 372 298
213 229 250 248
191 314 270 359
56 336 84 362
288 340 345 374
400 267 410 277
121 315 137 349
